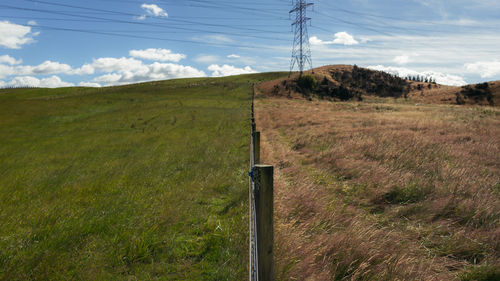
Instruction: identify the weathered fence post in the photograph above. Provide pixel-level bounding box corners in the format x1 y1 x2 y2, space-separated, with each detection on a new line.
254 131 260 165
254 164 274 281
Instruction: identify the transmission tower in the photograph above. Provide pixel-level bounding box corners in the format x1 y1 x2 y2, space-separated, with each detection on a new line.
289 0 314 76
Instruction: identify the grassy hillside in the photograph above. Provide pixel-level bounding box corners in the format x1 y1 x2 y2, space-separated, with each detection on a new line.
256 94 500 280
0 72 286 280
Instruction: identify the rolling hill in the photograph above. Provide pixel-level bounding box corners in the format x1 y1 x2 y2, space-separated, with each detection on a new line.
257 65 500 106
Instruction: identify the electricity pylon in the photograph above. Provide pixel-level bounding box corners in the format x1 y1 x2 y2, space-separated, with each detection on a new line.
290 0 314 76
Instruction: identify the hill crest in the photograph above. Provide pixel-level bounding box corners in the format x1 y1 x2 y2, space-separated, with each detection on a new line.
256 65 499 106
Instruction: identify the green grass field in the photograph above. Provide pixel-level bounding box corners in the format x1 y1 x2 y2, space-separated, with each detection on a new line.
0 73 286 280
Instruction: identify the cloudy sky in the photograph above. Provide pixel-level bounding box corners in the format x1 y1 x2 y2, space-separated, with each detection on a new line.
1 0 499 88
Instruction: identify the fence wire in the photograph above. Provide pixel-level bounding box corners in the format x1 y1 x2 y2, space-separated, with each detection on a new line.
249 87 259 281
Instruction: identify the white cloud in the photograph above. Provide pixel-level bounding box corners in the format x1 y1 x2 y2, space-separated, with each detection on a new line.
0 61 74 79
1 75 74 88
140 4 168 18
0 21 38 49
208 64 257 77
333 32 359 45
227 54 241 58
464 61 500 78
4 76 40 87
72 64 95 75
94 73 121 84
0 60 93 78
452 18 478 26
309 36 326 46
78 82 101 87
367 65 467 86
194 55 220 64
90 57 147 73
0 64 16 79
18 60 73 75
0 55 22 65
0 48 212 87
39 76 74 88
149 62 205 78
27 20 37 26
129 48 186 62
309 32 359 46
93 62 205 86
394 55 411 65
202 34 233 43
358 37 372 44
88 55 206 86
0 50 208 87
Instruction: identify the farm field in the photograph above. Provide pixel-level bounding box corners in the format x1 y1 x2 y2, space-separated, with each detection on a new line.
1 0 498 280
1 67 499 281
0 72 285 280
255 94 500 280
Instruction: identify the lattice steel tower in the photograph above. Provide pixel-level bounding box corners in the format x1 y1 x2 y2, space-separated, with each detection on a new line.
290 0 314 76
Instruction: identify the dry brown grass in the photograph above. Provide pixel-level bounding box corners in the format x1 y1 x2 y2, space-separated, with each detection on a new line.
255 92 500 280
409 80 500 106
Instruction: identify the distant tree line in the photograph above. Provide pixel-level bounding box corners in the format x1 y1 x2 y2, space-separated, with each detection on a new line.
405 75 437 84
0 86 40 89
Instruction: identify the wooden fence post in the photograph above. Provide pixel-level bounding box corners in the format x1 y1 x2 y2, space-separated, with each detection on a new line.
255 164 273 281
254 131 260 165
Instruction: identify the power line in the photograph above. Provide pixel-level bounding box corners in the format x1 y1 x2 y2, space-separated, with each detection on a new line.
315 1 499 35
309 11 486 52
313 10 394 37
21 0 288 34
3 4 291 42
26 0 288 21
6 0 496 64
30 24 280 49
1 14 289 31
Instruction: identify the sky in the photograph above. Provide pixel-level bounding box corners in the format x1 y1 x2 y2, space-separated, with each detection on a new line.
0 0 499 88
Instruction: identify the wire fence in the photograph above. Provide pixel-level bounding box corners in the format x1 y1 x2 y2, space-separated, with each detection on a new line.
249 86 259 281
249 86 273 281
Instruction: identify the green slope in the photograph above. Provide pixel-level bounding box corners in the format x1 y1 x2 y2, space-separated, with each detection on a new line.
0 73 286 280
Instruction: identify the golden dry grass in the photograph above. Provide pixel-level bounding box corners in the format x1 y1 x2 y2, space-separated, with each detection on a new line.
255 93 500 280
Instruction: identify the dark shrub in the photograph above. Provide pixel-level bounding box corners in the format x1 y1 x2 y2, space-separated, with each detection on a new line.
458 83 493 105
321 76 329 85
296 75 317 92
476 82 489 90
331 85 354 101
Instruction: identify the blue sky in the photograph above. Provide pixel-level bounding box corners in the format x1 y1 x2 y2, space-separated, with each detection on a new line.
1 0 499 87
